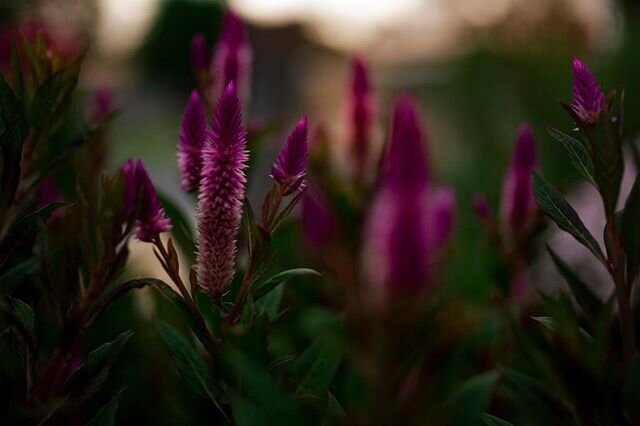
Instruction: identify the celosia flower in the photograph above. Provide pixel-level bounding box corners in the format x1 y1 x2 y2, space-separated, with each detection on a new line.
196 82 248 296
87 87 113 124
190 33 209 72
500 124 537 237
380 96 430 191
210 11 251 103
271 115 308 195
430 186 455 248
178 90 207 193
133 160 172 242
571 57 605 124
121 159 137 218
301 186 335 248
347 57 375 178
364 96 432 306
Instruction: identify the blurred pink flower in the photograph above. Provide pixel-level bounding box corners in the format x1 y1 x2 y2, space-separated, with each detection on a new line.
271 116 308 195
178 90 207 193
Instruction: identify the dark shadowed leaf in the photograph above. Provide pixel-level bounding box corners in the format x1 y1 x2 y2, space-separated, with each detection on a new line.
588 110 623 217
622 172 640 280
155 320 219 403
482 414 515 426
323 392 347 425
546 125 595 185
158 192 195 264
547 246 603 323
290 341 341 397
86 389 124 426
64 330 133 401
253 268 321 302
532 171 605 262
446 370 499 426
231 393 269 426
623 354 640 422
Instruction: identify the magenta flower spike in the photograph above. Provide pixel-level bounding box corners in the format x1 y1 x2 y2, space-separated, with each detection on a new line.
363 96 432 306
178 90 207 193
133 160 172 242
430 186 456 248
210 10 251 103
500 124 538 236
190 33 210 72
571 57 605 124
196 81 248 297
380 96 430 192
301 186 335 248
271 115 308 195
87 87 113 124
122 158 137 218
347 57 374 178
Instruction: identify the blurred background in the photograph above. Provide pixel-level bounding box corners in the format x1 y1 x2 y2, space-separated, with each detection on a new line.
2 0 640 423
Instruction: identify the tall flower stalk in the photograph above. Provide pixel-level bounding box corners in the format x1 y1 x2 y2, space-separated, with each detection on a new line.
196 81 248 298
178 90 207 193
347 57 375 181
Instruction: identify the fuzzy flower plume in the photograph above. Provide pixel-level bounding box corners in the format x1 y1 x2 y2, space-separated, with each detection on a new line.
178 90 207 192
190 33 210 72
271 116 308 195
210 10 251 103
347 57 375 178
121 159 172 242
571 57 605 124
196 82 248 297
430 186 456 248
364 96 432 306
500 124 538 237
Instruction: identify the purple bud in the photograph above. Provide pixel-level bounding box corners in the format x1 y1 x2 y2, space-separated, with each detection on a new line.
87 87 113 124
347 57 375 178
301 187 335 248
178 90 207 193
430 186 455 248
571 57 605 124
196 82 248 297
380 96 430 192
364 188 431 307
210 11 251 104
133 160 172 242
500 124 538 236
472 192 491 221
271 116 308 195
190 33 210 71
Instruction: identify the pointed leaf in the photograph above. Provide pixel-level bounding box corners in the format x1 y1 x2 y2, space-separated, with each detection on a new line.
253 268 321 301
532 171 605 262
622 172 640 280
86 389 124 426
158 192 195 264
482 414 515 426
446 371 499 426
546 125 595 185
290 341 341 397
547 246 603 323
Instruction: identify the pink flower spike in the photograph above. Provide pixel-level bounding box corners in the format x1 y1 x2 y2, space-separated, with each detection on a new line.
430 186 456 248
271 115 309 195
210 10 251 104
121 159 137 218
571 57 605 124
190 33 209 72
87 87 113 124
196 81 248 297
178 90 207 193
133 160 172 242
381 96 430 192
500 124 538 237
348 56 375 178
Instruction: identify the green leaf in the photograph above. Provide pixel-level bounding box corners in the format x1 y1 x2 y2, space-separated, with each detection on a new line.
0 297 36 351
0 74 28 218
155 320 218 403
0 202 67 272
255 282 283 322
158 192 195 264
445 371 499 426
622 172 640 280
86 389 124 426
482 414 515 426
323 392 347 425
231 393 269 426
532 171 605 262
253 268 321 302
64 330 133 400
290 341 341 397
547 246 603 324
502 368 577 424
546 125 595 185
